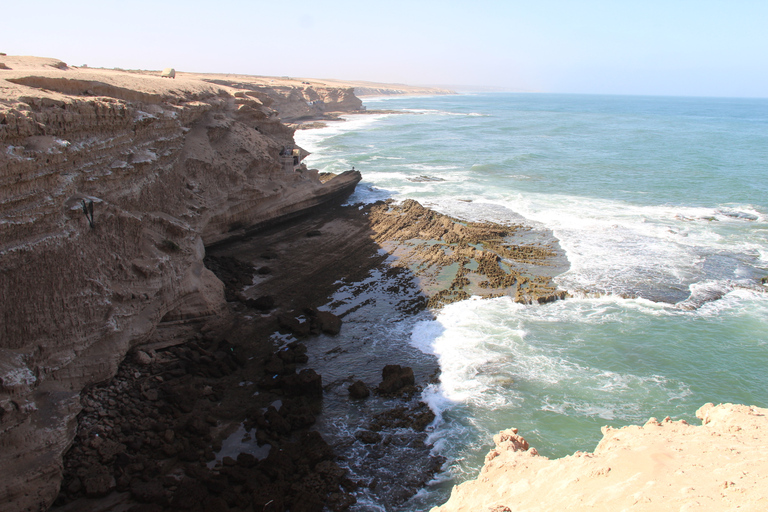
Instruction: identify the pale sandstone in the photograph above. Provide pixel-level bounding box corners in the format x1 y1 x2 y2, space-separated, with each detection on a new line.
432 403 768 512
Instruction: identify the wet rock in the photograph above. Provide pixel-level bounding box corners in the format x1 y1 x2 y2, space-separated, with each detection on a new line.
348 380 370 399
312 310 342 335
265 406 291 435
284 404 317 430
246 295 275 311
407 175 445 182
536 290 568 304
277 341 309 364
236 452 257 468
355 430 382 444
299 431 335 465
376 365 415 395
282 369 323 397
369 404 436 432
278 313 312 337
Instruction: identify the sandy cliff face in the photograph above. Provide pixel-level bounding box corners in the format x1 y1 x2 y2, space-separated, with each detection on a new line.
201 78 364 123
432 403 768 512
0 57 360 511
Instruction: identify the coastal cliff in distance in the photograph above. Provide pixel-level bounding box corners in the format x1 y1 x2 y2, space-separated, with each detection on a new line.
433 403 768 512
0 55 380 511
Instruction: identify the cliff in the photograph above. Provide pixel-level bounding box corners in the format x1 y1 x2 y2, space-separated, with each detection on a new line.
0 56 361 511
432 403 768 512
203 80 364 123
309 77 456 97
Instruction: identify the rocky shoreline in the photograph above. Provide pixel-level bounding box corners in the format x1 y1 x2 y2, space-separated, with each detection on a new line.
49 194 568 511
1 55 573 512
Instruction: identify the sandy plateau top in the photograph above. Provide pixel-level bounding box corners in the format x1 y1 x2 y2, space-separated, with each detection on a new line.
0 55 453 102
433 403 768 512
0 56 222 101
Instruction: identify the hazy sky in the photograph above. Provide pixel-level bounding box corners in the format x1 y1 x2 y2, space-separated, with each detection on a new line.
5 0 768 97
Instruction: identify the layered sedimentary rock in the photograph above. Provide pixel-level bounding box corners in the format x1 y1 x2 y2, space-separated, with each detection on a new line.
366 199 568 307
202 79 365 123
0 57 360 511
433 403 768 512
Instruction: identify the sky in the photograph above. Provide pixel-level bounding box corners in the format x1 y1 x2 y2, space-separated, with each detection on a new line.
5 0 768 97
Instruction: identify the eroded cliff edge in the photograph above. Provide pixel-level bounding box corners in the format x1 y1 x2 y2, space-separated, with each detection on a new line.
0 57 362 511
432 403 768 512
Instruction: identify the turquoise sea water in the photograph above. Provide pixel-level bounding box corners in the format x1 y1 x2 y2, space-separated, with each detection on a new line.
295 93 768 509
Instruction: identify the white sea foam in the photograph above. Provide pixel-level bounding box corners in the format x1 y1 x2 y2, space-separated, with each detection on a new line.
365 155 405 162
399 108 489 117
395 163 461 172
413 295 701 402
425 191 768 301
294 114 390 153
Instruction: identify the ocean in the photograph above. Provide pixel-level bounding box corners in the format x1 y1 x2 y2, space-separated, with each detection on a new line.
294 93 768 510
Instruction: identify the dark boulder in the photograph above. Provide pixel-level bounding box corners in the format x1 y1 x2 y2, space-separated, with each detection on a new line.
348 380 370 399
281 369 323 397
130 479 167 504
82 465 115 497
313 310 342 335
376 365 415 395
246 295 275 311
169 478 209 509
278 313 311 337
355 430 382 444
265 406 291 435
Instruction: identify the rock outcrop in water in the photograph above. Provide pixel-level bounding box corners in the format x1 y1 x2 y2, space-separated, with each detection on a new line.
366 199 569 307
432 403 768 512
0 56 363 511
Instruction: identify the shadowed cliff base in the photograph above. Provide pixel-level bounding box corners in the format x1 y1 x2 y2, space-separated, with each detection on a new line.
0 55 382 511
52 198 568 511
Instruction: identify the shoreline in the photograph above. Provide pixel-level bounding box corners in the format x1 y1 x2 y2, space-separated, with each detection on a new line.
53 196 569 510
7 54 766 512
